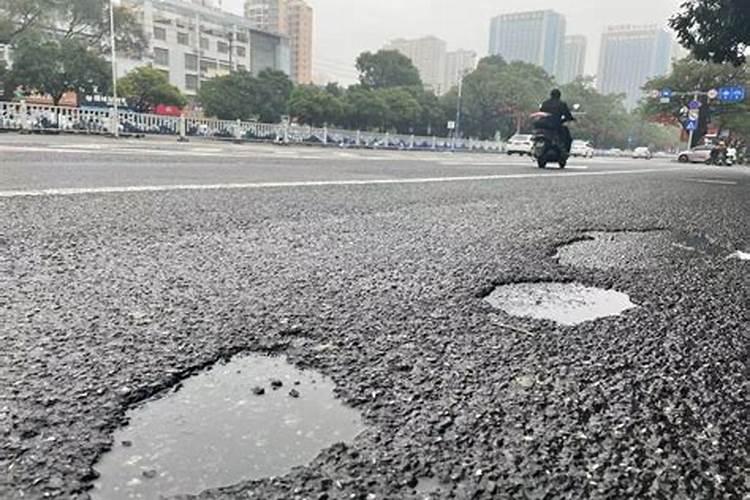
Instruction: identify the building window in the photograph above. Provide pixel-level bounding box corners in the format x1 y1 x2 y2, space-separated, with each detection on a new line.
236 46 246 57
153 26 167 41
200 37 209 50
177 32 189 45
185 53 198 71
237 64 247 72
217 41 229 54
200 60 217 76
185 74 198 90
154 47 169 66
219 63 231 73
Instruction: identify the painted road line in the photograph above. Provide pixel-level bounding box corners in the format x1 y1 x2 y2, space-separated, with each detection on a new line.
684 178 739 185
0 167 689 198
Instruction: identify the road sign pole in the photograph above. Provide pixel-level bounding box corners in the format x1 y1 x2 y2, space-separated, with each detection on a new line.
687 92 698 148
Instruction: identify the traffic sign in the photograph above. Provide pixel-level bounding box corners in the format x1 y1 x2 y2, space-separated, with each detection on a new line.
660 88 673 98
718 86 746 103
660 97 671 104
688 100 702 110
707 89 719 100
447 121 456 130
688 109 700 120
685 120 698 131
649 89 660 99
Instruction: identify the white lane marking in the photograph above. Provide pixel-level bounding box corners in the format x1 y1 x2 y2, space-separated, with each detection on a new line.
0 167 688 198
726 250 750 261
684 178 738 185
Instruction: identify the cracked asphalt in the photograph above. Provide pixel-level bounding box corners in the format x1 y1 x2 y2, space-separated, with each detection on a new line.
1 135 748 499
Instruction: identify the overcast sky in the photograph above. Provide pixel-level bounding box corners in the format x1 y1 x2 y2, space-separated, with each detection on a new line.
224 0 685 84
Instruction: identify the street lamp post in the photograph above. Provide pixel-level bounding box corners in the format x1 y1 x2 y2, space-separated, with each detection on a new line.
109 0 119 138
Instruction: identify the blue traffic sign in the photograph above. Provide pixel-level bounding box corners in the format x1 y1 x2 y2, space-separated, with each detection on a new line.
685 120 698 131
718 86 746 103
660 88 673 98
688 100 701 110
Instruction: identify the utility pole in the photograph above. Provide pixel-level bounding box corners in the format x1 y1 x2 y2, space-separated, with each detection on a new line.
108 0 119 138
455 73 464 141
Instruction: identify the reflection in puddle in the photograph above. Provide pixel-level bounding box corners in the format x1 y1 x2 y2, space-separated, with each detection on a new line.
92 355 364 499
484 282 637 326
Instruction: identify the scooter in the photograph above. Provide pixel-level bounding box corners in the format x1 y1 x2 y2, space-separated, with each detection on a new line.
530 112 570 169
705 149 733 166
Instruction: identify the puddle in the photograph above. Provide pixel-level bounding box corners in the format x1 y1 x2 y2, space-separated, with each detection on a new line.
484 282 637 326
92 355 364 499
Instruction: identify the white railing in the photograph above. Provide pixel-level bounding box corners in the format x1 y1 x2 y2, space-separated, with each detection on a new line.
0 101 506 153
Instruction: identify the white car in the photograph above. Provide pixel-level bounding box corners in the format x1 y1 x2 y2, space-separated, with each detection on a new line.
632 147 652 159
570 140 594 158
506 134 534 156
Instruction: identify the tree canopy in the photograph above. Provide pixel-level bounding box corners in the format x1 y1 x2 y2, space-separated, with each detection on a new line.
355 50 422 89
198 69 293 122
8 36 110 104
670 0 750 66
0 0 146 55
288 84 344 126
118 66 186 113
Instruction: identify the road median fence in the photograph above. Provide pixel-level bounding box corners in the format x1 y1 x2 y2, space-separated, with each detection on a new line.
0 101 504 153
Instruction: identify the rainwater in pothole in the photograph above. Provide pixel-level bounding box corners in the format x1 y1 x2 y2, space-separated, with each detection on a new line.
484 282 637 326
92 355 364 499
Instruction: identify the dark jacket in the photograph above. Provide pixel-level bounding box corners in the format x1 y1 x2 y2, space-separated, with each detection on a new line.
540 98 575 126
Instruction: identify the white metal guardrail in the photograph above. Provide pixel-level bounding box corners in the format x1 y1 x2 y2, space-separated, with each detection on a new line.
0 101 505 152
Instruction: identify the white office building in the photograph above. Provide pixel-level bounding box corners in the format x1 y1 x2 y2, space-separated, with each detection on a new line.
384 36 447 94
119 0 291 96
557 35 587 84
489 10 566 77
444 49 477 93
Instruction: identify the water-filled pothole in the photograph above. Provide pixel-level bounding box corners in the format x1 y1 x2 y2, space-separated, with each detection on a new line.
484 282 637 326
92 355 364 499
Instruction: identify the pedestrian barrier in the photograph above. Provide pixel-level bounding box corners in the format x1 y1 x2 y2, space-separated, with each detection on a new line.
0 101 505 153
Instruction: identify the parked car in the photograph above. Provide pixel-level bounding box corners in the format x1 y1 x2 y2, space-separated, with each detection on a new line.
677 145 713 163
632 147 652 159
506 134 534 156
570 140 594 158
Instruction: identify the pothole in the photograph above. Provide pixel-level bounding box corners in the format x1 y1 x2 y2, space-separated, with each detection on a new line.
556 230 733 269
92 355 364 499
484 282 637 326
556 231 672 269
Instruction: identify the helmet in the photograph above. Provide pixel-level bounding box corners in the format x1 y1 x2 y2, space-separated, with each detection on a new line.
550 89 562 99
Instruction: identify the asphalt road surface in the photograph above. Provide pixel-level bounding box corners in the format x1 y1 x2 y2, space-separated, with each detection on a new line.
1 134 748 499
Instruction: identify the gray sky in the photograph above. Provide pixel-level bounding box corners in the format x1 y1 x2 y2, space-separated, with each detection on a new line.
224 0 684 84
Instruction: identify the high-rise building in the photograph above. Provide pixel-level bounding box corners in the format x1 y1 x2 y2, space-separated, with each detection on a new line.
244 0 288 34
444 49 477 93
287 0 313 84
488 10 566 77
598 25 672 109
119 0 290 96
557 35 587 84
244 0 312 84
384 36 447 94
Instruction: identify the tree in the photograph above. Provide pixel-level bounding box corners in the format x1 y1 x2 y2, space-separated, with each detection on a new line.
560 77 632 148
118 66 186 113
9 36 110 105
342 85 387 130
254 69 293 123
198 69 292 122
288 84 344 126
641 57 750 145
378 87 422 133
0 0 146 55
198 70 257 121
356 50 422 89
670 0 750 66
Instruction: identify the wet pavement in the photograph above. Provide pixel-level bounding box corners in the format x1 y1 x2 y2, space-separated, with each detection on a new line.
484 282 637 326
1 136 749 499
92 355 363 499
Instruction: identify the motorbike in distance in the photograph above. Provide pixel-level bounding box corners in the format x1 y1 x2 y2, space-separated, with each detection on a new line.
529 104 580 169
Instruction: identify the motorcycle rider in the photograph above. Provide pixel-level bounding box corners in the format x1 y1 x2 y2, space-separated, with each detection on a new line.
540 89 575 152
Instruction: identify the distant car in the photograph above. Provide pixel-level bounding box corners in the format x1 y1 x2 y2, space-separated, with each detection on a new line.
677 145 713 163
506 134 534 156
632 147 652 159
570 140 594 158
